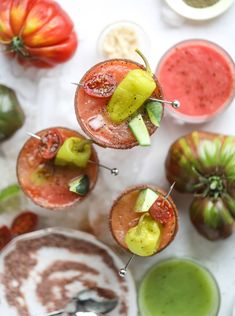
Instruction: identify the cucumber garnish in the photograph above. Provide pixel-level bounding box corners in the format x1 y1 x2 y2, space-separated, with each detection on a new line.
69 175 90 196
134 188 159 212
129 114 150 146
146 100 163 127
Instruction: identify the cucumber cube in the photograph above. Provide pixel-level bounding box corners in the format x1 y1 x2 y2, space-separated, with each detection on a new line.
129 114 150 146
69 175 90 196
134 188 159 213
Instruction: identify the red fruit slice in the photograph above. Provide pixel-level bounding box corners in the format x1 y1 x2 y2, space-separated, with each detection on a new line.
149 196 174 224
83 73 117 98
0 226 12 251
11 211 38 235
38 128 63 160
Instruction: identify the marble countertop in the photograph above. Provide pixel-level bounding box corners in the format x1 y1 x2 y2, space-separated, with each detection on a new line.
0 0 235 315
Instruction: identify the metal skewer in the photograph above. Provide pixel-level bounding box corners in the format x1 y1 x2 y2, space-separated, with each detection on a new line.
149 97 180 109
27 131 41 140
118 182 176 278
88 160 119 176
72 82 180 109
164 181 176 200
119 254 135 277
26 132 119 175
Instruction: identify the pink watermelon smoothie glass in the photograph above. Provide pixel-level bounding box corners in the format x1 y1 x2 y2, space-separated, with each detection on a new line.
156 39 235 123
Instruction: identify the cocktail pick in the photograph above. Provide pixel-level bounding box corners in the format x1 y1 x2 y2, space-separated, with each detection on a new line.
26 132 119 176
72 83 180 109
88 160 119 176
164 181 176 199
149 97 180 109
118 182 176 278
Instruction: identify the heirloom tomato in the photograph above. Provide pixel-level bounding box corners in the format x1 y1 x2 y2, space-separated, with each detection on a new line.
0 0 78 68
166 131 235 240
0 85 25 141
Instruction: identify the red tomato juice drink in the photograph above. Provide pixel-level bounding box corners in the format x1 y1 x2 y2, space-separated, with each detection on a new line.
75 59 163 149
156 39 235 123
110 185 178 257
17 127 98 210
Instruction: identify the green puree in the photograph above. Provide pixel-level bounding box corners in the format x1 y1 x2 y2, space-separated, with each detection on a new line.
139 258 220 316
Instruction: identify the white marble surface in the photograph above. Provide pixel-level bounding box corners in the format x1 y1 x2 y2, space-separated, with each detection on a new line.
0 0 235 315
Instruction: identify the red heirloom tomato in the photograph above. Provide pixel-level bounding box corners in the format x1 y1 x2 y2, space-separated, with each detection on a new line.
0 226 12 250
0 0 78 68
11 211 38 235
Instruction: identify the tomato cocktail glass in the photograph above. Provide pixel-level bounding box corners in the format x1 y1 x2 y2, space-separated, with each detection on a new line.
17 127 98 210
74 57 164 149
156 39 235 123
109 185 178 260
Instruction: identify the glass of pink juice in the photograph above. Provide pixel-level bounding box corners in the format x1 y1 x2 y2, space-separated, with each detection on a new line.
156 39 235 123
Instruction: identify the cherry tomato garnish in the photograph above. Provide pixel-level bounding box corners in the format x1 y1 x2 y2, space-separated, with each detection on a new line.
11 211 38 236
38 129 63 160
83 73 117 98
149 196 174 224
0 226 12 251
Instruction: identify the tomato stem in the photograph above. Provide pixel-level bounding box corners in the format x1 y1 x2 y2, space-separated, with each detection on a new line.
11 37 29 57
194 173 224 198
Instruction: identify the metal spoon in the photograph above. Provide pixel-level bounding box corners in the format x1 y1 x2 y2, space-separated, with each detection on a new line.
42 288 118 316
75 288 118 313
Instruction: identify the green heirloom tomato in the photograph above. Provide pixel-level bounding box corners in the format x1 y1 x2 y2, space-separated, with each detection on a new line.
0 85 25 141
166 131 235 240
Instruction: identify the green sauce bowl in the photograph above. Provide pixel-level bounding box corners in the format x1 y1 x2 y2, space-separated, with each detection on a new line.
138 258 220 316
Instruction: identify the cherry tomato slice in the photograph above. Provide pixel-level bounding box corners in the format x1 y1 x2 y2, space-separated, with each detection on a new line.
38 129 63 160
149 196 174 224
0 226 12 251
11 211 38 235
83 73 117 98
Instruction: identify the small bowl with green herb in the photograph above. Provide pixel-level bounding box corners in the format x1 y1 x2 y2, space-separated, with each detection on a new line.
164 0 235 20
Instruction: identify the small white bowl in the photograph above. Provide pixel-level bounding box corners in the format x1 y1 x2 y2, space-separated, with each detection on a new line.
164 0 235 20
97 20 150 62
